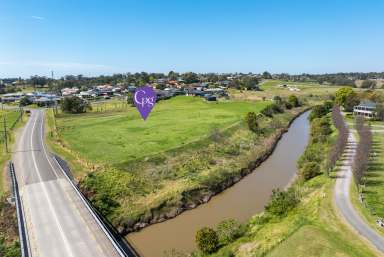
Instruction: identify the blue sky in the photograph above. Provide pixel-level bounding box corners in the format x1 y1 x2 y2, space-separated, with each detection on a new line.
1 0 384 78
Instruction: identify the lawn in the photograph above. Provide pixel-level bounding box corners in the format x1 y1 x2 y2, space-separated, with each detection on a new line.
267 225 373 257
363 131 384 218
231 80 343 102
348 124 384 237
0 109 24 195
53 96 269 164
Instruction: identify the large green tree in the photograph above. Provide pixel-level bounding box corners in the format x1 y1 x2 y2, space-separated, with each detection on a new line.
61 96 91 113
335 87 359 111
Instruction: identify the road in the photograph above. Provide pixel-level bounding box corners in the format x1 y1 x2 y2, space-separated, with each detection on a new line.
12 109 123 257
334 132 384 253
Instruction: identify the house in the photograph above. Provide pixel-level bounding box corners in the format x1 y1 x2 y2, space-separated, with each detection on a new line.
61 87 79 96
204 94 217 101
1 92 25 103
353 101 377 119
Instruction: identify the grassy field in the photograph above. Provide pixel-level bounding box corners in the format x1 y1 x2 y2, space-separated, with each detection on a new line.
0 109 24 195
46 94 309 234
52 96 269 165
230 80 343 102
0 109 25 257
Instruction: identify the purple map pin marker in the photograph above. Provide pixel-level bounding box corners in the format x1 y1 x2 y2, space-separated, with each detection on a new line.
134 86 157 120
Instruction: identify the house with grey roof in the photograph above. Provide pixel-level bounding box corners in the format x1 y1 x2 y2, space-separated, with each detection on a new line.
353 101 377 119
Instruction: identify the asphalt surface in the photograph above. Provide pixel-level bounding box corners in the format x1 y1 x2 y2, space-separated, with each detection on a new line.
334 132 384 253
13 110 122 257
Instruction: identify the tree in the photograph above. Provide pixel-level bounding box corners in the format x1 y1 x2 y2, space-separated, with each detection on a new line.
261 103 283 117
61 96 91 113
19 96 32 107
262 71 272 79
245 112 259 133
299 162 320 181
168 71 179 80
335 87 359 111
127 92 134 105
195 227 219 254
273 95 282 104
216 219 242 245
242 76 259 90
288 95 299 107
376 104 384 121
182 72 199 84
361 80 376 89
310 117 332 143
265 188 299 217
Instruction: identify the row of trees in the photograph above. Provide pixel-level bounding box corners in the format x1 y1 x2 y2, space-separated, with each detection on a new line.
352 117 372 185
326 105 349 174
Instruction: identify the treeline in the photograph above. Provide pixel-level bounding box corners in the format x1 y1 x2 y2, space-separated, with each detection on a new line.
326 105 349 174
273 72 384 86
352 117 373 185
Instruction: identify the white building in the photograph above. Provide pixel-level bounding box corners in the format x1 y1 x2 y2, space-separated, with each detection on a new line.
353 101 377 119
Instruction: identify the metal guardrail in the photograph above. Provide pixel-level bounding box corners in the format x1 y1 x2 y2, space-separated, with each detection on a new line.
9 161 31 257
52 155 139 257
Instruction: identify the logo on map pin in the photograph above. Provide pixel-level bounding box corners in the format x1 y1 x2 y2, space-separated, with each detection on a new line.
134 86 157 120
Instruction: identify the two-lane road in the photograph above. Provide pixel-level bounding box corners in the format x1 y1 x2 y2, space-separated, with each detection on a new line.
13 110 123 257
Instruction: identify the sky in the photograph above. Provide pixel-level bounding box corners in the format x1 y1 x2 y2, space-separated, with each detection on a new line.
1 0 384 78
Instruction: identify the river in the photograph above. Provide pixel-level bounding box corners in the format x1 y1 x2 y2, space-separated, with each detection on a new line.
127 111 310 257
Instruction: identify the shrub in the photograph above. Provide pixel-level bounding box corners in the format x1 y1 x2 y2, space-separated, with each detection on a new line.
288 95 299 107
297 144 323 168
309 105 328 121
195 227 219 254
216 219 243 245
273 95 282 104
299 161 321 181
265 188 299 217
261 103 283 117
310 117 332 143
323 100 333 112
284 101 293 109
245 112 259 133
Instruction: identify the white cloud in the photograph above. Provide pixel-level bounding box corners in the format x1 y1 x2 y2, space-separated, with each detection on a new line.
30 16 46 20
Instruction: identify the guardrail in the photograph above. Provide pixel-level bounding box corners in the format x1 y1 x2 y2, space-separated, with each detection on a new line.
52 155 139 257
9 161 31 257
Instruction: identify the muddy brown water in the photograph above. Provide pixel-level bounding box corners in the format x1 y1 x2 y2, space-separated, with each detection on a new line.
127 111 310 257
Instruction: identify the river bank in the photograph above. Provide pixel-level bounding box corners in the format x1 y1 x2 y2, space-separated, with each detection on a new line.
196 103 380 257
128 110 311 256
